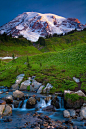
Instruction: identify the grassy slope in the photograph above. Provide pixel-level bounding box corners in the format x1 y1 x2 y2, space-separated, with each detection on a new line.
0 36 41 57
0 43 86 93
40 30 86 52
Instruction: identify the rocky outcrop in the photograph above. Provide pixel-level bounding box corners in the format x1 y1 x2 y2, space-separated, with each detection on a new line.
13 90 24 100
26 97 37 109
43 83 53 93
63 110 70 118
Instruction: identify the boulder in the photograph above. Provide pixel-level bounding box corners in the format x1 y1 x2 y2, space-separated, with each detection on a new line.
80 107 86 119
0 100 6 105
63 110 70 118
43 83 53 93
26 97 37 109
37 85 45 94
5 95 13 104
30 79 42 92
20 79 30 90
0 105 5 115
68 109 76 118
42 105 56 112
75 90 86 97
12 83 19 90
3 105 12 116
13 90 24 100
15 74 25 84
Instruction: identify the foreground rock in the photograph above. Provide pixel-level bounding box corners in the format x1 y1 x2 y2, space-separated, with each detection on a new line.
26 97 37 109
63 110 70 118
0 105 5 115
13 90 24 100
3 105 12 116
0 104 12 116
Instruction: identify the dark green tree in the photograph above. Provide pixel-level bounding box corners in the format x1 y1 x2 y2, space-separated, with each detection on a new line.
38 37 45 46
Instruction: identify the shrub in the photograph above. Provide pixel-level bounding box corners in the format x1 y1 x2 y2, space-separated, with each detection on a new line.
38 37 45 46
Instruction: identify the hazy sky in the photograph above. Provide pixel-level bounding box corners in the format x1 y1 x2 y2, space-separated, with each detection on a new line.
0 0 86 26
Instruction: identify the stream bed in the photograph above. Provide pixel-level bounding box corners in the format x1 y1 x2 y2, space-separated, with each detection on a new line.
0 87 86 129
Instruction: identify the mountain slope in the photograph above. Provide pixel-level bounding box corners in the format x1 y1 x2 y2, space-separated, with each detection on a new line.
0 12 85 42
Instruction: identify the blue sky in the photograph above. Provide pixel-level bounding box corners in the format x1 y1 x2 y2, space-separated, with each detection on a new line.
0 0 86 26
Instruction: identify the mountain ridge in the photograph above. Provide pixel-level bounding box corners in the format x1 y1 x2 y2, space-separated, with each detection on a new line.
0 12 85 42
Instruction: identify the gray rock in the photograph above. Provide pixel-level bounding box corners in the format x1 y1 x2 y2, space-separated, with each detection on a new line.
37 85 45 93
15 74 25 84
43 83 53 93
30 79 42 92
63 110 70 118
13 90 24 100
0 105 5 115
3 105 12 116
75 90 86 97
68 109 76 118
73 77 80 83
12 83 19 90
20 79 30 90
80 107 86 119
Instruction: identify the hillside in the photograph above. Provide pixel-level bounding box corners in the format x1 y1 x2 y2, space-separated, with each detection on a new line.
0 30 86 57
39 29 86 52
0 43 86 93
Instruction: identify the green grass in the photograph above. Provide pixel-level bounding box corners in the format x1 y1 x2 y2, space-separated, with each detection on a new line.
40 30 86 52
65 93 86 102
0 43 86 93
0 35 41 57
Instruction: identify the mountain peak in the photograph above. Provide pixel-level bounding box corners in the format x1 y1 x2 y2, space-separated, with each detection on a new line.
0 12 85 42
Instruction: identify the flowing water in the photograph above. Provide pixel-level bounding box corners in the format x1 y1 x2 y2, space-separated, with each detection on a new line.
0 87 86 129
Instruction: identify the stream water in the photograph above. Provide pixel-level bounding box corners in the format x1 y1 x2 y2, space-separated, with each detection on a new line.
0 87 86 129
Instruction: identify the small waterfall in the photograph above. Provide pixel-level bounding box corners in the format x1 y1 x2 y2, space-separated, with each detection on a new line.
38 98 51 109
22 99 28 110
18 101 22 108
57 96 64 110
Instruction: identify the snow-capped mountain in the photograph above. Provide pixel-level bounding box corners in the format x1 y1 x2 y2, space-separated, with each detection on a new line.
0 12 85 42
